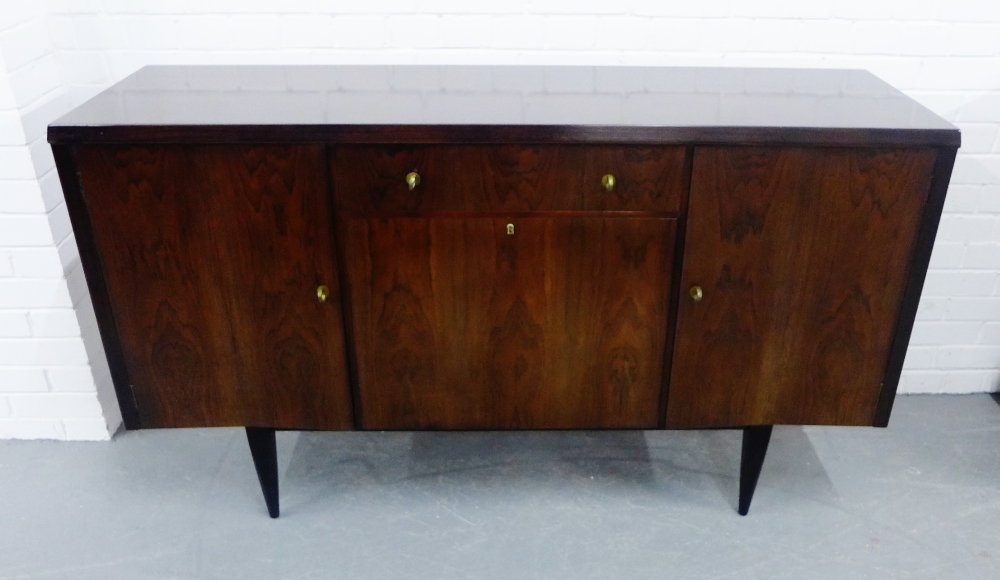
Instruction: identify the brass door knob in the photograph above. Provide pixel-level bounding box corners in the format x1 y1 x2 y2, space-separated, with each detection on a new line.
317 285 330 303
689 285 703 302
601 173 616 192
406 171 420 190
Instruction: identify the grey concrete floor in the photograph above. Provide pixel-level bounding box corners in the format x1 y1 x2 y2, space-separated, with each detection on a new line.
1 395 999 580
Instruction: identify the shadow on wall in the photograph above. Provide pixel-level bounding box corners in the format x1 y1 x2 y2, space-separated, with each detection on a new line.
902 91 1000 394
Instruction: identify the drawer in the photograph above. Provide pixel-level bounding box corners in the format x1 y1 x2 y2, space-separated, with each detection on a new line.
331 145 688 214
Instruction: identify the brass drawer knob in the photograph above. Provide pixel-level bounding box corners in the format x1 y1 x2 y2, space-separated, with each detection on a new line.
689 285 703 303
507 223 515 235
406 171 420 190
601 173 616 192
317 285 330 303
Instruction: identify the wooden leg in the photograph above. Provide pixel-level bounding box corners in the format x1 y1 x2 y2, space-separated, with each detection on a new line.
245 427 279 518
738 425 773 516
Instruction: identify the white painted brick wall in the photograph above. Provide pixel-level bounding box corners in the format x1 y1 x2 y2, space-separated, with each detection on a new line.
1 1 998 439
0 4 117 440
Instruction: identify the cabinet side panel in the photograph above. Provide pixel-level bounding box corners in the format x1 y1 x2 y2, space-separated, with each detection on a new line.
76 145 353 429
874 147 956 426
53 145 142 429
668 147 936 428
345 216 674 429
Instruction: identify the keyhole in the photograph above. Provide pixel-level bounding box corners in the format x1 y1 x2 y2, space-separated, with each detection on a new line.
507 223 514 235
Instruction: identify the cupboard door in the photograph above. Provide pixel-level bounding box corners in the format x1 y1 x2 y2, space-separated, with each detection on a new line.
667 147 936 428
76 145 353 430
344 217 675 429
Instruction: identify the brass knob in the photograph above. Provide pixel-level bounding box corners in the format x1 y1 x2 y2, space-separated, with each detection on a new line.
601 173 616 192
689 285 703 303
405 171 420 191
507 223 515 235
317 285 330 303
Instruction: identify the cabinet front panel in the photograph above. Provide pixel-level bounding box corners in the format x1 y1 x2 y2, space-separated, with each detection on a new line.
333 145 687 215
667 147 936 428
344 216 675 429
76 145 353 429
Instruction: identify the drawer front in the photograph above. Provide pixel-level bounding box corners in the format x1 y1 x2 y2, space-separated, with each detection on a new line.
343 215 676 429
332 145 687 215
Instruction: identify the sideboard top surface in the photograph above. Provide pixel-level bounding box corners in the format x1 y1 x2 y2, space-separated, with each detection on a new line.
48 65 959 147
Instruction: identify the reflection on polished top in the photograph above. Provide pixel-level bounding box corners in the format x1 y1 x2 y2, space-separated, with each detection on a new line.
48 65 959 146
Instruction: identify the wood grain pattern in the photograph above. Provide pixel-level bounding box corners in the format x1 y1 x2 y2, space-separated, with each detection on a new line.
344 216 676 429
874 147 958 425
75 145 353 429
332 145 687 214
53 145 141 428
667 147 936 428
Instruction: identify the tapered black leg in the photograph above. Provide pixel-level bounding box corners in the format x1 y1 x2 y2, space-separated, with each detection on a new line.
738 425 773 516
245 427 279 518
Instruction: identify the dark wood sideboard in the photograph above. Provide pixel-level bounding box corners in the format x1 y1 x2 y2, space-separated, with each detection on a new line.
48 65 960 517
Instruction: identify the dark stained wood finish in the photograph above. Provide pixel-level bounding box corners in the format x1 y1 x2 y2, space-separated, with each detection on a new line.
874 147 959 426
75 145 353 429
333 145 688 214
47 66 960 149
52 145 142 429
47 65 964 517
738 425 773 516
246 427 280 518
657 145 696 428
667 147 937 429
343 216 675 429
49 124 961 149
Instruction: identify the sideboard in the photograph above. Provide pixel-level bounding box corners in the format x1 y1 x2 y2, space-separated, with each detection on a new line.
48 65 960 517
